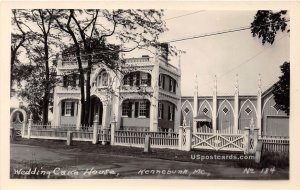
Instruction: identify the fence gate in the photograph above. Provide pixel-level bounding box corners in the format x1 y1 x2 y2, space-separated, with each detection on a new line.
10 108 27 137
191 132 246 152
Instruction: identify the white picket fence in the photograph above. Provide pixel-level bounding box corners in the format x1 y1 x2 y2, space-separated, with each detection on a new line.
114 129 179 149
12 119 289 154
259 135 289 153
27 123 99 142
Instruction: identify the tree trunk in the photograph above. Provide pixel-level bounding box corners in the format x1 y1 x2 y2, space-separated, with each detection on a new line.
73 43 86 125
84 57 92 125
42 37 50 124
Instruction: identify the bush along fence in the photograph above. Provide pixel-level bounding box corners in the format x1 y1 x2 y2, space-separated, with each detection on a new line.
11 110 289 162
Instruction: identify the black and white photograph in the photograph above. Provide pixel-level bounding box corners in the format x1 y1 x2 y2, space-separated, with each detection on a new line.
2 1 300 189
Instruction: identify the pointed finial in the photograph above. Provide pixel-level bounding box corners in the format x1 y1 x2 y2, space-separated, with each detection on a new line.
183 116 186 126
235 74 239 89
194 74 198 91
258 73 262 89
214 75 217 89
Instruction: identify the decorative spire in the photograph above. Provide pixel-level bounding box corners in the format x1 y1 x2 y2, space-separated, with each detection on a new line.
213 75 217 92
258 73 262 91
178 53 181 70
194 74 198 95
235 74 239 93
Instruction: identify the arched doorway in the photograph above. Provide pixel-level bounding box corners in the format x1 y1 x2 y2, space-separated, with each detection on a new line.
90 95 103 125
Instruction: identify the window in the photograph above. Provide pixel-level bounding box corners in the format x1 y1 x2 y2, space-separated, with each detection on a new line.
96 71 109 87
122 101 131 117
133 100 150 118
169 78 176 93
158 103 164 119
102 72 108 86
96 75 101 86
61 101 75 116
139 101 147 117
63 74 77 87
159 74 165 89
140 73 148 86
123 75 130 85
168 105 174 121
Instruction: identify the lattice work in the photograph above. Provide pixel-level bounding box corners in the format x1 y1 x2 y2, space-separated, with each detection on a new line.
245 107 252 115
273 104 281 112
222 106 229 114
202 107 208 114
192 133 246 152
184 107 190 114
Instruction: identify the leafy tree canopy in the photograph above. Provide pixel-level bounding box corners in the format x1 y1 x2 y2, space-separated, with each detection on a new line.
272 62 290 115
251 10 289 45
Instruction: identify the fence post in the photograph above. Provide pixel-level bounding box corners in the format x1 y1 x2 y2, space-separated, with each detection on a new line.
243 128 250 154
244 118 259 154
144 135 151 153
92 114 99 144
66 131 73 146
179 125 191 151
21 121 26 138
27 114 33 139
10 128 16 141
110 115 116 145
255 140 263 163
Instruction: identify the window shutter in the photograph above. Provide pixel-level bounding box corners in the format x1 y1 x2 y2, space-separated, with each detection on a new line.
173 80 176 93
147 73 151 86
168 106 170 120
146 101 150 118
172 105 175 121
134 102 139 118
72 74 77 87
169 78 172 91
61 101 65 116
136 72 140 86
128 102 132 118
76 102 78 116
71 102 75 116
129 74 133 86
161 103 164 119
63 76 67 87
162 75 165 89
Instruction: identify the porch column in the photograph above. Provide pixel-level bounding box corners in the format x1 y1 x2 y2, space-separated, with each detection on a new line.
212 75 217 132
76 101 81 130
234 74 239 134
57 101 61 127
102 103 108 129
150 51 159 132
112 71 121 130
52 90 58 126
149 91 158 132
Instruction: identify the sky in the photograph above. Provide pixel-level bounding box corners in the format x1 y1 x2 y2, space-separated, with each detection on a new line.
10 9 290 108
155 10 289 96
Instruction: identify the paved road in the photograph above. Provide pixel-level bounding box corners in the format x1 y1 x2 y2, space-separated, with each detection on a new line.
10 144 288 179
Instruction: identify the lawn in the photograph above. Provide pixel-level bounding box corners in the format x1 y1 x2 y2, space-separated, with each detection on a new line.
11 137 289 169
